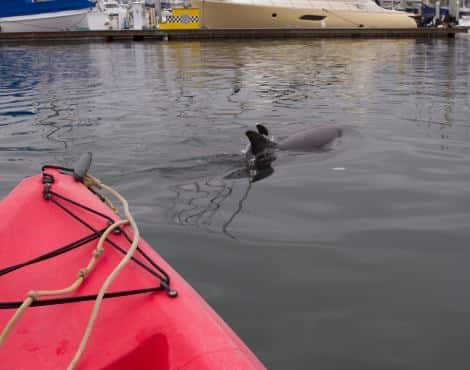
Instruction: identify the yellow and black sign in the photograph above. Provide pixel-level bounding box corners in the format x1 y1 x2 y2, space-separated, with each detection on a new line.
159 8 200 30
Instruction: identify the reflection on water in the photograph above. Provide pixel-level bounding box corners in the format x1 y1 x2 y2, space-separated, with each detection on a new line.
0 44 105 163
170 161 274 239
1 38 468 166
2 36 470 370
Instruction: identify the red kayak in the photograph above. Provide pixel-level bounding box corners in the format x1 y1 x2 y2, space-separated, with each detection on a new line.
0 162 265 370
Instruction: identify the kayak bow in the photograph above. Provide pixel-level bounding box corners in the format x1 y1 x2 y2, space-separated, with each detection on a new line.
0 164 265 370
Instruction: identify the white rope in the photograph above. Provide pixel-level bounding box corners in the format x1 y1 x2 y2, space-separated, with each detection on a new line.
0 173 141 370
66 178 140 370
0 217 128 347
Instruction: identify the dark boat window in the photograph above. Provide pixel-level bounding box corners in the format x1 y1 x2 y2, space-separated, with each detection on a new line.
299 14 326 21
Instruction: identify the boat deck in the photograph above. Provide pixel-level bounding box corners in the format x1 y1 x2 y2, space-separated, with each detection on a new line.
0 27 467 43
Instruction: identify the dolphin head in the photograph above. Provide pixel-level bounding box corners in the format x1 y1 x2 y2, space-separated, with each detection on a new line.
242 124 269 156
245 130 276 155
256 123 269 136
245 124 274 153
245 130 277 169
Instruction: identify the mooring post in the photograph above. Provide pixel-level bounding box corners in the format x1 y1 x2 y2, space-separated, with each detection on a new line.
448 0 460 22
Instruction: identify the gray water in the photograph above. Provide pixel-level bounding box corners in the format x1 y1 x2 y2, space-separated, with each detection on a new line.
1 36 470 370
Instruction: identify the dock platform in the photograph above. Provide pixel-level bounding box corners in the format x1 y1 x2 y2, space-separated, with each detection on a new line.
0 27 467 43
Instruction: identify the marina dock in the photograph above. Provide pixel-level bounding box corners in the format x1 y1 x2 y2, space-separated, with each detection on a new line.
0 27 467 43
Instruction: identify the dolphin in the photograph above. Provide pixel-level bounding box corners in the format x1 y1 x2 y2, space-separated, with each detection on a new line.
245 124 341 158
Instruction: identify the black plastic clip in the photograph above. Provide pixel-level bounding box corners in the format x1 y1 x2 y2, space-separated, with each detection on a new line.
42 173 54 200
105 220 122 235
160 281 178 298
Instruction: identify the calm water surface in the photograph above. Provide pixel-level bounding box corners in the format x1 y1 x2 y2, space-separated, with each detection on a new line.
1 36 470 369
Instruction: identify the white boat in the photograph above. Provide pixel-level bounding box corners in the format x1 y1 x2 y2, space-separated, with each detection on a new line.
87 0 130 30
0 9 91 33
193 0 418 28
459 9 470 25
0 0 93 33
459 0 470 25
87 0 157 30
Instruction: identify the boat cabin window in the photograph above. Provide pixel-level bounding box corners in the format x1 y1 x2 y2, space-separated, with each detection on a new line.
299 15 326 21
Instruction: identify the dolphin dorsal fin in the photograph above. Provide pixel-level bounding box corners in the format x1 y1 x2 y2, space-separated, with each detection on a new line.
256 124 269 136
245 130 274 155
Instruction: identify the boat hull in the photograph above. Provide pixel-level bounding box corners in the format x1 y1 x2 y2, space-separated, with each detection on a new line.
195 0 417 28
0 169 265 370
0 9 89 32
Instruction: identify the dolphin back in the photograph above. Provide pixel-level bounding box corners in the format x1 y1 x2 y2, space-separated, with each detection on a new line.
277 126 341 151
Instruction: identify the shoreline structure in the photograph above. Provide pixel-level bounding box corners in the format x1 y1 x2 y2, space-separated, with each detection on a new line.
0 27 467 43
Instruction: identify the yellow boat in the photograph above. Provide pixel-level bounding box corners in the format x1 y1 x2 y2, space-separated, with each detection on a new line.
192 0 417 28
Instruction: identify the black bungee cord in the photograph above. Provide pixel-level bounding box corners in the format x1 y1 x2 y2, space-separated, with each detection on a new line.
0 163 177 310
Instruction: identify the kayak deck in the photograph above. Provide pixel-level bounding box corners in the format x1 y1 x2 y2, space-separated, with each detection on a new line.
0 168 265 370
